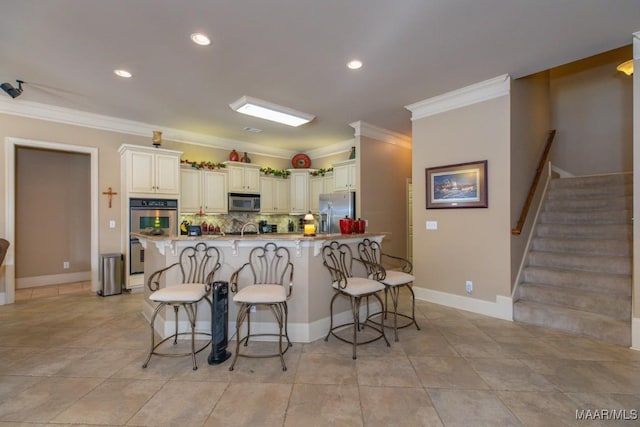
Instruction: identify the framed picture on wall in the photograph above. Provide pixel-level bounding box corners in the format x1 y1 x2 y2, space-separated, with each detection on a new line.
425 160 488 209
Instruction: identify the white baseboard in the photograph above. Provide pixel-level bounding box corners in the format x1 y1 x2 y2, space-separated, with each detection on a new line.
631 317 640 351
413 286 513 321
16 272 91 288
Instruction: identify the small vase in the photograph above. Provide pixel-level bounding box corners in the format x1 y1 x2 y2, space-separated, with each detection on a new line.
349 146 356 159
152 131 162 147
229 149 239 161
240 152 251 163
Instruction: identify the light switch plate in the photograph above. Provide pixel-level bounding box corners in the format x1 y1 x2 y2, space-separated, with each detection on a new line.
426 221 438 230
109 220 116 229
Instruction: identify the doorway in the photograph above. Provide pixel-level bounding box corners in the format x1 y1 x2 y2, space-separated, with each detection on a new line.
3 137 99 304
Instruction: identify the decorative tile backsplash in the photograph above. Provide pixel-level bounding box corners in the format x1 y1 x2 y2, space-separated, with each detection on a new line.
179 213 305 234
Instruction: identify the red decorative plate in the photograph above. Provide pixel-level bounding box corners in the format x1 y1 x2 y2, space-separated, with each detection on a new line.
292 153 311 169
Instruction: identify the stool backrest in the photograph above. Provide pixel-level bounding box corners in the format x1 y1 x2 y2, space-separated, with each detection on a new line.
357 238 386 281
244 242 293 286
177 243 221 284
0 239 9 267
321 241 357 287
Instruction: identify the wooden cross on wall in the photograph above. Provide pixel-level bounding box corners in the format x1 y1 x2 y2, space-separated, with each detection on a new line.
102 187 118 208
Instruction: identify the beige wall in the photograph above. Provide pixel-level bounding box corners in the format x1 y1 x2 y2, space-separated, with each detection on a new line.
550 45 633 175
359 136 412 258
412 96 511 302
509 73 552 287
16 147 91 280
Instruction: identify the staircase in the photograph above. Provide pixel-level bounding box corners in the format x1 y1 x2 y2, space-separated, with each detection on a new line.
514 173 632 346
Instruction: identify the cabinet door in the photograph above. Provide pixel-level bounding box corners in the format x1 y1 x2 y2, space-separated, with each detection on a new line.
244 167 261 192
274 178 290 212
289 172 309 213
180 169 202 213
129 151 155 193
333 161 356 191
309 176 323 213
203 171 228 213
260 177 276 213
155 154 180 194
227 166 245 192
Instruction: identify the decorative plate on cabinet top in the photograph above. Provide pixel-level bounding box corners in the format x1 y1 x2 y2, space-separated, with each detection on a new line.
291 153 311 169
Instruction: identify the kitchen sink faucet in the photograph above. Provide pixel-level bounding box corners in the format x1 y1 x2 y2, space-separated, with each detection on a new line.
240 222 260 237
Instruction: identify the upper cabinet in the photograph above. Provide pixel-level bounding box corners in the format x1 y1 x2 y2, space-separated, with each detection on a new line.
260 176 290 214
289 170 310 214
119 145 181 196
180 168 228 214
333 159 357 191
309 172 334 213
225 162 261 193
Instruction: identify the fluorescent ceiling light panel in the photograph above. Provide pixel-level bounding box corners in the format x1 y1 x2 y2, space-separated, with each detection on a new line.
229 96 314 127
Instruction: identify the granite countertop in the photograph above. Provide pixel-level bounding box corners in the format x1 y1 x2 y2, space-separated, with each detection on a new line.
131 232 384 242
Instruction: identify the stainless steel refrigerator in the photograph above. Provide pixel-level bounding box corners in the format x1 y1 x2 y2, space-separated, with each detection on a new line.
318 192 356 234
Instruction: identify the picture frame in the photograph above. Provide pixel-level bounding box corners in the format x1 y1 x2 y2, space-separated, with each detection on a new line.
425 160 488 209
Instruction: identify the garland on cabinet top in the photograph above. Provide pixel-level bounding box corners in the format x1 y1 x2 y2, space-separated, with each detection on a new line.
260 167 291 177
181 159 227 170
310 167 333 176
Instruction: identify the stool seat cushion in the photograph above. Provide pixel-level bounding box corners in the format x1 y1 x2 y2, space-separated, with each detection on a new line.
234 284 287 304
150 283 208 303
333 277 385 296
381 270 415 286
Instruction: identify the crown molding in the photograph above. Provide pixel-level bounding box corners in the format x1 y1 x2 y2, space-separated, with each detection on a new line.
349 120 412 149
405 74 510 121
0 97 299 159
306 138 355 158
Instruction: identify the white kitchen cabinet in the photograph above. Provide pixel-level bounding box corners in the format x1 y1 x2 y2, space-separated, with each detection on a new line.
260 176 290 214
119 145 181 195
309 172 334 213
226 162 261 193
289 170 310 214
180 168 228 214
333 159 357 191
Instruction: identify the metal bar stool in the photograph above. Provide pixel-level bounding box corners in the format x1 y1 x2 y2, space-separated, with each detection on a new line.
229 242 294 371
358 238 420 341
322 240 390 359
142 243 221 370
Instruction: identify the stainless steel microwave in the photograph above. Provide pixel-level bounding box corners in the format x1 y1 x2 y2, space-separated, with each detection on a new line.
228 193 261 212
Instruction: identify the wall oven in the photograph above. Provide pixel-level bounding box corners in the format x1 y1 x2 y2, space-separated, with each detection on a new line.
129 198 178 275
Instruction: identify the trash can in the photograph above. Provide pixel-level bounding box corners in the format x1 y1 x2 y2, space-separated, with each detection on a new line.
98 253 123 296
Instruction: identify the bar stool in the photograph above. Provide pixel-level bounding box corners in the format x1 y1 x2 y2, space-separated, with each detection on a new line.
142 243 221 370
229 242 294 371
358 238 420 341
321 240 389 359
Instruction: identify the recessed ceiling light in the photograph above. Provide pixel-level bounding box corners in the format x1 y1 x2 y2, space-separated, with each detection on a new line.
114 69 132 78
347 59 363 70
190 33 211 46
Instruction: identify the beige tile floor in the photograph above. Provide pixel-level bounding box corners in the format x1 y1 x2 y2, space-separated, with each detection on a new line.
14 281 92 301
1 290 640 426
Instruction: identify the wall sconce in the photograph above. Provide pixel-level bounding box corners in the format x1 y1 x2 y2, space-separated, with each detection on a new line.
152 130 162 147
616 59 634 76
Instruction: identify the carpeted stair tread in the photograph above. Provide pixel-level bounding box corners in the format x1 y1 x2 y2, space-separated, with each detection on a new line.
545 196 632 212
549 173 631 189
527 251 631 275
517 283 630 320
546 184 631 200
531 237 631 257
513 301 630 347
522 266 630 296
539 209 631 225
536 223 631 239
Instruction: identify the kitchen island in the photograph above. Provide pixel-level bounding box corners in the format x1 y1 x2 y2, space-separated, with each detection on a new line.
134 232 386 343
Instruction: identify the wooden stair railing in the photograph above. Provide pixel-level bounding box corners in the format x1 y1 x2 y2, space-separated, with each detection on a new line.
512 129 557 236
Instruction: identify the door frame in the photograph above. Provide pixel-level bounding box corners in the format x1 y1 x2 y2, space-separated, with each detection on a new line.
3 137 99 304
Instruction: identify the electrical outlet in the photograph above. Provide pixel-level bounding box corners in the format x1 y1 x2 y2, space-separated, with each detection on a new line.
426 221 438 230
250 305 256 313
63 261 70 269
465 280 473 294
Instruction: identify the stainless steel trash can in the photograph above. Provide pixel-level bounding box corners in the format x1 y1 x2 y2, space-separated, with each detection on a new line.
98 253 123 296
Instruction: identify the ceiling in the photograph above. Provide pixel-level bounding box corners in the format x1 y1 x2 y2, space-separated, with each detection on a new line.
0 0 638 157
